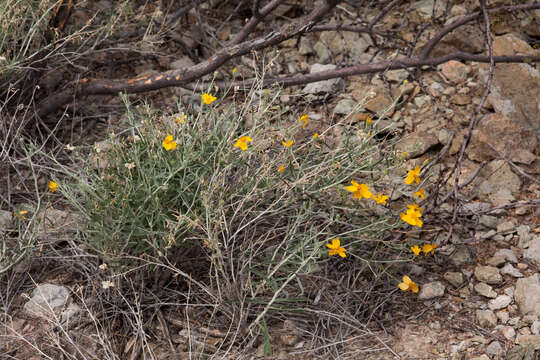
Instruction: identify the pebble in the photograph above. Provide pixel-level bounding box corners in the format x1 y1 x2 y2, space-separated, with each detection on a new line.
444 271 465 287
485 341 504 357
532 321 540 335
501 325 516 340
474 282 497 298
486 255 506 267
494 248 519 263
476 309 497 327
474 266 503 285
501 263 523 278
488 295 512 310
496 310 509 324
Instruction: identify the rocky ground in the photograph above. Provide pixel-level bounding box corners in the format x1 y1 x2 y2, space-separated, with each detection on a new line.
1 1 539 359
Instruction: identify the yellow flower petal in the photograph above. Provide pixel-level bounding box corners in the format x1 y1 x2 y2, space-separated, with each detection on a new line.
404 166 421 185
414 189 425 199
313 133 319 139
282 139 294 148
411 245 421 256
201 93 217 105
162 134 177 151
279 165 284 173
48 180 58 192
372 193 388 205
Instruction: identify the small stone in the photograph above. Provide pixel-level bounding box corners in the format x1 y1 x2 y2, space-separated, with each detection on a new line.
395 132 439 159
531 321 540 335
501 325 516 340
508 317 520 326
518 225 532 248
450 245 474 266
476 309 497 327
485 341 504 357
488 295 512 311
516 334 540 350
524 239 540 267
333 98 357 115
486 255 506 267
494 249 518 264
475 282 497 298
497 310 510 324
515 274 540 317
298 37 313 55
303 64 344 94
0 210 13 229
429 320 441 332
444 272 464 287
523 315 538 324
497 219 517 234
475 265 503 285
517 263 528 270
418 281 445 300
439 60 471 84
501 263 523 278
24 284 71 319
506 345 535 360
479 215 498 228
504 286 515 299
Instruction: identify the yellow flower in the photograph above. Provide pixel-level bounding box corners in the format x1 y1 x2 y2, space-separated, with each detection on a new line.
234 136 252 151
411 245 421 256
372 193 388 205
174 114 186 124
233 67 238 74
299 114 309 129
407 204 423 213
313 132 319 139
201 93 217 105
366 116 372 124
344 180 373 199
15 210 28 220
326 238 346 258
398 275 419 293
404 166 421 185
400 206 423 227
48 180 58 192
414 189 425 199
402 152 407 158
282 139 294 148
279 165 285 173
162 134 177 151
422 243 437 255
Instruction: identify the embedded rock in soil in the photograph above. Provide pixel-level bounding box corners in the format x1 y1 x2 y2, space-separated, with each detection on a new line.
474 266 503 285
24 284 70 319
476 309 497 327
438 60 471 84
475 160 522 198
524 239 540 267
0 210 12 229
488 295 512 311
444 272 464 287
418 281 445 300
515 274 540 317
475 282 497 299
501 264 524 278
516 335 540 350
395 132 439 159
467 113 537 164
449 245 474 266
494 248 518 264
480 34 540 133
303 64 344 94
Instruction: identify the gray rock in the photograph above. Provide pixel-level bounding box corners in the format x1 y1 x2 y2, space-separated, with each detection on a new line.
475 282 498 298
532 321 540 335
0 210 13 229
450 245 474 266
298 36 313 55
476 309 497 327
479 215 498 229
475 266 503 285
524 239 540 267
485 341 504 357
515 274 540 317
395 132 439 159
24 284 70 318
333 98 357 115
487 255 506 267
502 325 516 340
516 335 540 350
467 113 537 163
480 34 540 133
494 249 518 264
412 0 446 20
418 281 445 300
476 160 522 198
444 272 465 287
506 345 535 360
489 295 512 310
518 226 532 248
463 202 491 214
497 310 510 324
497 219 518 234
501 263 524 278
303 64 344 94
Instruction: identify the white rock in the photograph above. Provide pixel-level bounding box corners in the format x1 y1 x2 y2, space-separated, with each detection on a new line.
488 295 512 311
